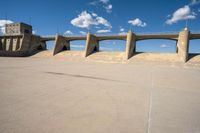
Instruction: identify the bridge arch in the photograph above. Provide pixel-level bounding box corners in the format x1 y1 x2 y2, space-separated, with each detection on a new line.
135 39 177 53
98 40 126 52
70 40 86 51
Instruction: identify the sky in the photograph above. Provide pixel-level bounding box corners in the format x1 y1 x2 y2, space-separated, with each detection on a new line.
0 0 200 53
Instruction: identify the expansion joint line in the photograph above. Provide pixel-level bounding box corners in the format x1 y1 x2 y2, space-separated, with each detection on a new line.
146 68 154 133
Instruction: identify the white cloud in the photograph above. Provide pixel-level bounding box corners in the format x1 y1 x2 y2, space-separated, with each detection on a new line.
71 11 112 31
89 0 112 13
190 0 200 5
64 30 73 35
104 4 112 13
97 29 111 33
198 9 200 12
92 13 98 17
128 18 147 27
0 20 13 35
160 44 169 48
166 5 196 25
71 44 85 48
118 27 126 35
79 31 87 35
120 28 125 32
32 30 36 34
100 0 109 4
96 16 112 28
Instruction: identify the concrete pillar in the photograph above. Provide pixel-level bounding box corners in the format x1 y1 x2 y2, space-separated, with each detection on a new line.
12 37 20 51
177 28 190 62
53 35 70 56
84 33 99 57
125 31 136 59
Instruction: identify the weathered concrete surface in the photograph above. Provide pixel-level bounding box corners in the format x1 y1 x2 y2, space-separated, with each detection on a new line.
53 35 70 55
177 28 190 62
0 53 200 133
85 33 99 57
0 34 46 57
125 31 136 59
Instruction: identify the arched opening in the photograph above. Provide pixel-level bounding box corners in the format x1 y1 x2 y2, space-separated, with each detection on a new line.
62 45 68 50
189 39 200 54
136 39 177 53
188 39 200 60
70 40 86 51
37 45 43 50
99 40 126 52
46 41 55 50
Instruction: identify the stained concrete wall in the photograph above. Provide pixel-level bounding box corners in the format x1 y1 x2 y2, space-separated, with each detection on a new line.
53 35 70 56
177 28 190 62
85 33 99 57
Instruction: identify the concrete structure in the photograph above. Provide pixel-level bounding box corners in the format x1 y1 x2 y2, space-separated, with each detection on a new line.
177 28 190 62
5 23 32 35
85 33 99 57
0 23 46 56
125 31 136 59
0 23 200 62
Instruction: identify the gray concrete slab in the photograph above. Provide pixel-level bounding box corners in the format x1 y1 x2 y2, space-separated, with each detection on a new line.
0 54 200 133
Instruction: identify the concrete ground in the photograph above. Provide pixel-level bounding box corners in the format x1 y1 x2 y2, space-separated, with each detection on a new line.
0 51 200 133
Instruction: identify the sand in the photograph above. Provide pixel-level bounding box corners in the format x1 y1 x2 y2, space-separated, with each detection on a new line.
0 51 200 133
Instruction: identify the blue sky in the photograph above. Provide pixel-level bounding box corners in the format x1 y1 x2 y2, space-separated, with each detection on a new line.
0 0 200 53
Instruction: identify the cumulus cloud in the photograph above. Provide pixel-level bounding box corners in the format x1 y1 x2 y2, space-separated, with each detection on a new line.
79 31 87 35
0 20 13 35
166 5 196 25
198 9 200 12
128 18 147 27
118 27 127 35
64 30 73 35
97 29 111 33
71 11 112 32
120 28 125 32
160 44 169 48
89 0 112 13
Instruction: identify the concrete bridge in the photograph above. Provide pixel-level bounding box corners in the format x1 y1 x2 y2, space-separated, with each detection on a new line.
38 28 200 62
1 28 200 62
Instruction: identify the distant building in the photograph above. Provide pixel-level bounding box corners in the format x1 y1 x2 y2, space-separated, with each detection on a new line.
5 23 32 35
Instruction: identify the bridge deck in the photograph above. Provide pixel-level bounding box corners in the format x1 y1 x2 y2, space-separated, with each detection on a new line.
40 33 200 42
